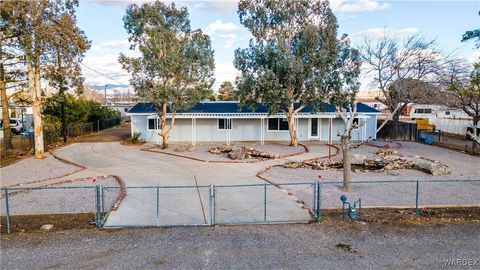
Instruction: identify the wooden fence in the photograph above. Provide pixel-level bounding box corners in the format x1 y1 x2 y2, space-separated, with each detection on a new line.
376 121 417 141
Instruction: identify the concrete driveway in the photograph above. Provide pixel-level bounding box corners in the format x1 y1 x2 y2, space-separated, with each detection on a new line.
53 142 323 226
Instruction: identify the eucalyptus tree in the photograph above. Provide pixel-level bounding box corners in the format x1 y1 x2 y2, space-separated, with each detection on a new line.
1 0 89 158
234 0 359 147
119 1 215 149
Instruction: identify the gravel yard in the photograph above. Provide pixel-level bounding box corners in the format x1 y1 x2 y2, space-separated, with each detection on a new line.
266 141 480 182
0 176 121 215
147 142 306 162
262 141 480 210
1 153 82 187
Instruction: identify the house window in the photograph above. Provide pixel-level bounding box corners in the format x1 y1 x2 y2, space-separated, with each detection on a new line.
268 118 289 131
218 119 232 130
414 108 433 114
445 111 450 116
148 118 158 130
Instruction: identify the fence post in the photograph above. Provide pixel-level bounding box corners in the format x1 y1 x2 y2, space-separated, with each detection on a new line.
208 185 213 225
101 186 105 225
156 186 160 226
212 185 216 225
316 181 322 221
263 184 267 222
4 189 11 234
95 185 101 228
97 120 100 132
415 181 420 217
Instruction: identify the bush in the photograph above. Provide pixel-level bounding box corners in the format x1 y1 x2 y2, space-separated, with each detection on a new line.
43 94 120 125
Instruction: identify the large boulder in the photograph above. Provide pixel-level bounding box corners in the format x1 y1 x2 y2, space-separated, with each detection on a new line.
351 154 367 165
413 159 451 176
228 147 246 160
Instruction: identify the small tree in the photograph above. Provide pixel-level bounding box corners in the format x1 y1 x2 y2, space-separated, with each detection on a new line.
235 0 349 147
358 31 442 131
218 81 234 101
440 60 480 153
119 1 214 149
44 21 90 143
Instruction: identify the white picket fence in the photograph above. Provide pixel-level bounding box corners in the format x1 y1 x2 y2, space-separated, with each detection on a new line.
429 118 471 135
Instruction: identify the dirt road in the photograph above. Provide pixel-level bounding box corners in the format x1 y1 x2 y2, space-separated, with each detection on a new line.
2 222 479 269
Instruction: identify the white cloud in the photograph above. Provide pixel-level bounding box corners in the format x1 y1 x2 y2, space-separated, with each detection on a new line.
204 19 240 48
468 51 480 64
92 40 130 52
353 27 419 39
82 54 131 86
331 0 390 13
204 19 239 35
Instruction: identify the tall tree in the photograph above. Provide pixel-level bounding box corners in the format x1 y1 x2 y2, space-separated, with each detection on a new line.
234 0 357 147
0 16 26 152
358 31 442 130
120 1 215 149
218 81 235 101
44 29 90 142
2 0 89 158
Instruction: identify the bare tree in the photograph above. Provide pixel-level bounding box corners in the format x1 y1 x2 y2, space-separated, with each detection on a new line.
438 59 480 153
358 31 442 131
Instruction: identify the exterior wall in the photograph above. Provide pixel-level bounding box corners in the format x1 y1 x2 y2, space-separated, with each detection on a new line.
132 114 378 144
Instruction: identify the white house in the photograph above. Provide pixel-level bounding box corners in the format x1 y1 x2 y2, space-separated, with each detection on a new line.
127 101 380 145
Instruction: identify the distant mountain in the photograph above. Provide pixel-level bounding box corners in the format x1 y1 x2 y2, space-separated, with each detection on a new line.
89 84 129 91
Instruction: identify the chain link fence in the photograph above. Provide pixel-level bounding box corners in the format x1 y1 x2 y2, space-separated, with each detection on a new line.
1 180 479 233
1 117 121 161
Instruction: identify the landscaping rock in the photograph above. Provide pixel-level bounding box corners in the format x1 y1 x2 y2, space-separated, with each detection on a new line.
40 224 54 231
209 148 222 154
173 145 196 152
351 154 367 165
228 147 246 160
283 161 302 169
413 159 451 176
209 145 281 160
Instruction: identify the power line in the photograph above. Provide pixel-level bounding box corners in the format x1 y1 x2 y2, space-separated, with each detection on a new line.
80 62 130 87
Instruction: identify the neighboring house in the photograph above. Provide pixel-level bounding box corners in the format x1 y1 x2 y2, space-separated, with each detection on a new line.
106 103 134 119
409 104 470 120
127 101 380 145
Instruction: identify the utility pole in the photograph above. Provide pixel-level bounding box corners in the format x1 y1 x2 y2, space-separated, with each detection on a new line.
104 84 108 105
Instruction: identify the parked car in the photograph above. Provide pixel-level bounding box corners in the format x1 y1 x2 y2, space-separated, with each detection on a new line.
0 118 24 135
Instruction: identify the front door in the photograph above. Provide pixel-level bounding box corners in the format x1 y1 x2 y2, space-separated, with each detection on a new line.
310 118 319 139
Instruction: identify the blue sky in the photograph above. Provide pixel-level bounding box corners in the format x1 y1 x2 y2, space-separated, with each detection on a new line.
77 0 480 91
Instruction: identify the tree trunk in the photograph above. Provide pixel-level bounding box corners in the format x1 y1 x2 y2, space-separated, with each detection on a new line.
472 117 479 154
57 51 67 143
0 57 12 152
287 110 298 147
341 135 351 192
28 56 44 159
61 94 67 143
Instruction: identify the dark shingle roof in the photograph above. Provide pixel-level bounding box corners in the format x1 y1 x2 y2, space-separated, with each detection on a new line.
127 101 379 114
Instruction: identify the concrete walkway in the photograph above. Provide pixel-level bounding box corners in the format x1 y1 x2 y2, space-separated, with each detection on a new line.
53 142 327 226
